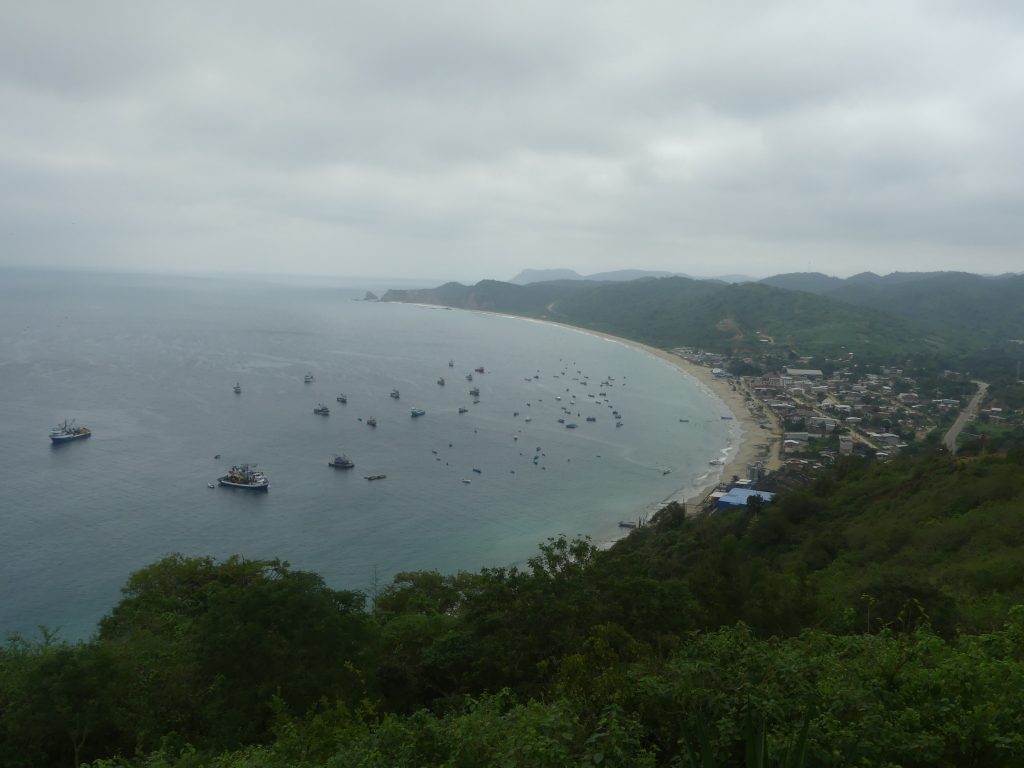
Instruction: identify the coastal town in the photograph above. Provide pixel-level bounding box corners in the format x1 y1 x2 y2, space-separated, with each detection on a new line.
673 345 1022 513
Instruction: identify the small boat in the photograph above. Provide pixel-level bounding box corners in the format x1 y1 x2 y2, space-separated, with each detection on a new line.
469 387 480 397
328 455 355 469
304 373 315 383
364 474 386 481
524 416 532 423
461 478 472 484
709 459 724 466
218 464 269 491
557 418 565 423
678 418 689 423
313 404 330 416
616 421 623 428
721 415 733 420
410 408 425 417
448 359 454 367
475 366 485 373
466 373 473 382
49 419 91 443
586 416 596 422
662 469 672 475
458 407 468 414
233 382 241 394
390 389 400 399
472 467 482 474
214 454 221 459
618 521 637 529
437 377 445 386
366 418 377 427
337 393 348 404
565 422 578 429
207 482 215 489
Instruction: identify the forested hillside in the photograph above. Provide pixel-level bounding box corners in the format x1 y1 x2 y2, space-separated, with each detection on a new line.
5 452 1024 766
383 277 955 360
762 271 1024 342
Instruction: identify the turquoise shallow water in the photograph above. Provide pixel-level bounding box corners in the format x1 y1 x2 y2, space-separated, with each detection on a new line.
0 269 732 640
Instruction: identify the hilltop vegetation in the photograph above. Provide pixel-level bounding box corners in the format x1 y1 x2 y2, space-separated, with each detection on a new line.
5 452 1024 766
383 276 958 362
761 270 1024 343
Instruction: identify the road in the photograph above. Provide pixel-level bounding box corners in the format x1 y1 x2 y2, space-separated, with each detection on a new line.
943 380 988 455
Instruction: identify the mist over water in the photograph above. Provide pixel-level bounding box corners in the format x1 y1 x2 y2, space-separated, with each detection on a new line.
0 270 731 640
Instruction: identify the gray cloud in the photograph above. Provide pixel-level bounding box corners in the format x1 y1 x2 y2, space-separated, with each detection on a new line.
2 1 1022 280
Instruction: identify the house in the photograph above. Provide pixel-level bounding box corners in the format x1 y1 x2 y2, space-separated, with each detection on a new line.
785 368 824 378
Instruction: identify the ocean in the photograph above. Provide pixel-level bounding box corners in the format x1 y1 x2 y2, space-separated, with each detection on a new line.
0 269 733 640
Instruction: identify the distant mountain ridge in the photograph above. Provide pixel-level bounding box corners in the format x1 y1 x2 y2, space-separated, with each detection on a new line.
510 268 754 284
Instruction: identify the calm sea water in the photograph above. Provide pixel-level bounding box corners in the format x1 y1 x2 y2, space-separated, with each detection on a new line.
0 269 732 640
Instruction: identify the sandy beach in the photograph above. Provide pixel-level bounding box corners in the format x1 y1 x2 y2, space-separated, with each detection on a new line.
513 318 784 512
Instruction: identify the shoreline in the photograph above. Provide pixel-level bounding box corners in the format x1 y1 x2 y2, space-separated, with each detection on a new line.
457 309 783 517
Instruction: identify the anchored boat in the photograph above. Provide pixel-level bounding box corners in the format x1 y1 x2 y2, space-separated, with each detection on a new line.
217 464 269 491
49 419 91 443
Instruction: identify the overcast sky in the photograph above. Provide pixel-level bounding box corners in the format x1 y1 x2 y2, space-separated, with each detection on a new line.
3 1 1023 282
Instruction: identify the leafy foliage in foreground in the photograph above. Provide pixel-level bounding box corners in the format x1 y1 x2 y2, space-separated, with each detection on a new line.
4 453 1024 766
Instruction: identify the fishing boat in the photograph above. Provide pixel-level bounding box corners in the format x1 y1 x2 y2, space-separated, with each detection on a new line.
437 377 445 386
313 403 330 415
474 366 485 373
366 418 377 427
458 407 468 414
49 419 91 443
328 455 355 468
217 464 269 491
390 389 400 399
336 393 347 404
304 373 315 383
586 416 596 422
410 408 425 417
448 359 454 367
233 382 241 394
469 387 479 397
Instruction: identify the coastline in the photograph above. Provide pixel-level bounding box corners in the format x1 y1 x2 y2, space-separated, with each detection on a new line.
469 310 784 516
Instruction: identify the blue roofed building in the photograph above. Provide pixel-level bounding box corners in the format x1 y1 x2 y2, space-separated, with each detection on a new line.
716 488 776 510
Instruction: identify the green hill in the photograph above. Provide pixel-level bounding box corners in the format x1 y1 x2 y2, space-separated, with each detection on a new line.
762 270 1024 343
384 276 957 360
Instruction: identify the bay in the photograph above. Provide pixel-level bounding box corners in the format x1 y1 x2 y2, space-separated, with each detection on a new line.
0 269 731 640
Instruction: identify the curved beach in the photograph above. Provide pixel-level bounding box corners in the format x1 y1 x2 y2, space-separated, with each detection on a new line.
484 313 784 516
